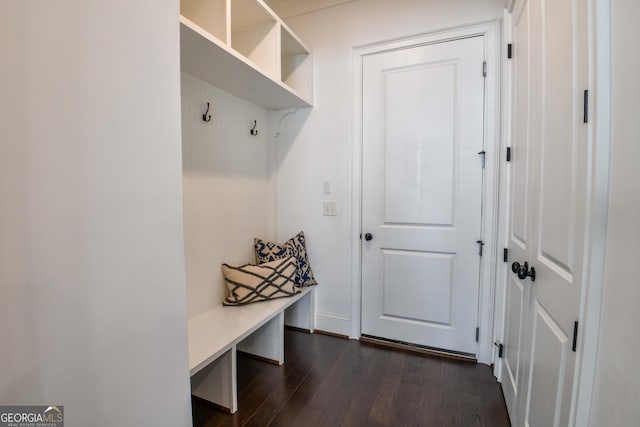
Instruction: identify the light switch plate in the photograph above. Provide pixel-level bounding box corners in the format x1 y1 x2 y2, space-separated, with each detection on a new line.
323 201 337 216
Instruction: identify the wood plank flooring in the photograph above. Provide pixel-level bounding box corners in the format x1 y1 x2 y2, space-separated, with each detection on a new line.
192 329 511 427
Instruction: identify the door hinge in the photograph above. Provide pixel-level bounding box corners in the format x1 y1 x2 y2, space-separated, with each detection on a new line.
583 89 589 123
475 327 480 342
477 150 486 168
482 61 487 77
507 43 513 59
506 147 511 162
494 341 504 358
572 321 579 352
476 240 485 256
503 248 509 262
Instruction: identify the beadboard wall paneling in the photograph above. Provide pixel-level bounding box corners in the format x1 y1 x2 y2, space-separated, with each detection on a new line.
181 73 273 318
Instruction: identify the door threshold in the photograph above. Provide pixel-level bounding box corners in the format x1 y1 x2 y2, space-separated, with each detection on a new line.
360 334 477 363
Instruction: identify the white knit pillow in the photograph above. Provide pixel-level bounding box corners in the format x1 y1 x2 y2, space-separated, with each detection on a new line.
222 257 299 306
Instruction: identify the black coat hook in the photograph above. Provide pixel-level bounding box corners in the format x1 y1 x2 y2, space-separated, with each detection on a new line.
202 102 212 122
250 120 258 136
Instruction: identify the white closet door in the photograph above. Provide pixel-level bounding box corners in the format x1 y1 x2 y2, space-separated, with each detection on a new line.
502 0 590 425
502 0 533 420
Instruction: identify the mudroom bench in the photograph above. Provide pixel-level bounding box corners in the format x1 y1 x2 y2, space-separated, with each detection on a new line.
187 287 315 413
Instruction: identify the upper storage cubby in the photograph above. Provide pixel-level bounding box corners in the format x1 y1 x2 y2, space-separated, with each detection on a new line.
181 0 228 43
231 0 278 79
180 0 313 109
280 25 313 104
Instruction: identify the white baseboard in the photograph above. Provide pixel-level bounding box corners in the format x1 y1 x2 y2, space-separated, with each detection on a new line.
314 311 352 337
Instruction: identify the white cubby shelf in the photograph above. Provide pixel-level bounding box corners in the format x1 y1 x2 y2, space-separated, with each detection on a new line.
180 0 313 109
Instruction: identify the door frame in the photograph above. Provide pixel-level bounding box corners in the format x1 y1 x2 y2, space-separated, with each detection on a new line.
350 20 501 364
496 0 612 425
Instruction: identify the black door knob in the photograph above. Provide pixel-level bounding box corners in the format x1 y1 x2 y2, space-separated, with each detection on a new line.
364 233 373 241
517 262 536 282
517 262 530 280
512 261 536 281
529 267 536 281
511 261 521 274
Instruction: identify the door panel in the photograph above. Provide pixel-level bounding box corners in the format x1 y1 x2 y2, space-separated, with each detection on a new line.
382 250 454 325
510 2 531 250
502 0 532 419
521 0 588 425
537 0 580 273
525 302 569 427
502 0 589 425
504 276 525 398
384 62 456 226
361 36 485 355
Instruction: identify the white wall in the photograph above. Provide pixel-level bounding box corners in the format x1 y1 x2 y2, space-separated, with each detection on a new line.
275 0 504 335
590 0 640 424
181 73 273 317
0 1 192 426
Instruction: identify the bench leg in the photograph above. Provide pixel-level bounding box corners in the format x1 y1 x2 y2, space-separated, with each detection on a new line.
284 288 315 332
190 347 238 413
237 312 285 365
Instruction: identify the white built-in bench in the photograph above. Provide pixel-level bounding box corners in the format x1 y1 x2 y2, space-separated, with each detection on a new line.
188 287 315 413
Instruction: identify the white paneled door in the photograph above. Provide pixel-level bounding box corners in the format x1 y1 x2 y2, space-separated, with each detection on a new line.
502 0 589 425
361 36 486 356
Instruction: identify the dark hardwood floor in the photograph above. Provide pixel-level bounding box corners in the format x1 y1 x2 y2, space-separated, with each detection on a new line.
192 329 511 427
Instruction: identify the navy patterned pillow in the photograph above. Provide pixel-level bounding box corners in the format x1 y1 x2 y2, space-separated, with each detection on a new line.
254 231 318 287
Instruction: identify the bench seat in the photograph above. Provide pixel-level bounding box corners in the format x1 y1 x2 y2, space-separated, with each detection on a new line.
188 286 315 413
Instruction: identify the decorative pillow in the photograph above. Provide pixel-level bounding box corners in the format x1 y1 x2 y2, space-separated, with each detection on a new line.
222 257 299 306
254 231 318 287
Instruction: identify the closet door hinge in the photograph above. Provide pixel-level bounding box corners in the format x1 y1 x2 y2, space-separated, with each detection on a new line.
572 321 579 352
583 90 589 123
507 43 513 59
503 248 509 262
476 240 485 256
482 61 487 77
478 150 486 168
